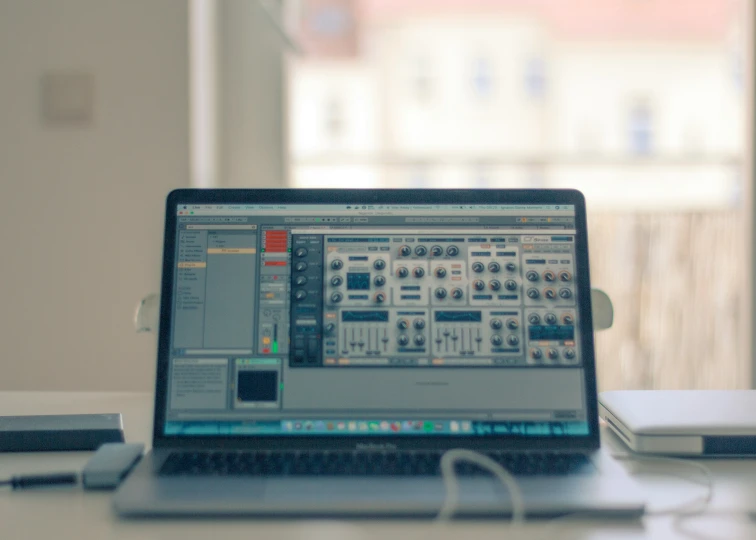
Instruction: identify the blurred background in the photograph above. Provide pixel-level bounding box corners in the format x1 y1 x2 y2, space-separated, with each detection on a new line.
0 0 752 392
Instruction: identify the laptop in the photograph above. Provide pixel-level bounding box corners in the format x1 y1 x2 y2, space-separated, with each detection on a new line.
601 390 756 456
114 188 644 518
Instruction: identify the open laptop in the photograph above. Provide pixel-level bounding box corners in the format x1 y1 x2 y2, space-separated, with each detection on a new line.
114 188 644 518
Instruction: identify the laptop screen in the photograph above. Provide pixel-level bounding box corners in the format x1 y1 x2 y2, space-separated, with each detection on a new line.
163 201 590 438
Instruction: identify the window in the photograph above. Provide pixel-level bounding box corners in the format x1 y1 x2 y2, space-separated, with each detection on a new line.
628 99 653 156
324 95 344 140
525 56 546 99
472 56 494 98
281 0 750 391
412 56 434 103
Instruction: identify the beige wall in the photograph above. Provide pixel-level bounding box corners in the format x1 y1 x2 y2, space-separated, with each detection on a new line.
0 0 189 390
218 0 286 188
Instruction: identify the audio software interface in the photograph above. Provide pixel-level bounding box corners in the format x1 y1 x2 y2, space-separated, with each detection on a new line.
165 201 590 434
286 233 579 369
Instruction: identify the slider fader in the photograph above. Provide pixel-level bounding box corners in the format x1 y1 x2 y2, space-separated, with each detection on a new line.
289 234 579 368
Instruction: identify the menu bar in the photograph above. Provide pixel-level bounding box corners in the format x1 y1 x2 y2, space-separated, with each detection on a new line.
177 204 575 216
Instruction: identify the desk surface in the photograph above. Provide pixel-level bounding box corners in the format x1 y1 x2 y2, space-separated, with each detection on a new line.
2 391 756 539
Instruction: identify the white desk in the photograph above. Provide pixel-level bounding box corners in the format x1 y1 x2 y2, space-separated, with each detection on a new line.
2 392 756 539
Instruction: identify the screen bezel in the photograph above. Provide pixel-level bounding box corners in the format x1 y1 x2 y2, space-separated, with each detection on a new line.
153 188 599 451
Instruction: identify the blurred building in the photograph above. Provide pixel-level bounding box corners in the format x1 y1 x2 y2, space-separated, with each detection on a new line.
287 0 744 209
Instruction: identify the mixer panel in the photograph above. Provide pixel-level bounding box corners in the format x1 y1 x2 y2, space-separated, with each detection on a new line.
522 236 575 308
322 308 430 366
525 308 579 365
289 233 581 368
325 249 394 308
430 309 523 365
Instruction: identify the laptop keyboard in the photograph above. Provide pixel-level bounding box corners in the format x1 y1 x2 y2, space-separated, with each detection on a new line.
159 450 592 477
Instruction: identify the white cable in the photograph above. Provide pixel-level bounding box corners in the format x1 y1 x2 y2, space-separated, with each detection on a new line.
436 449 526 523
434 451 585 540
612 453 714 516
436 449 715 525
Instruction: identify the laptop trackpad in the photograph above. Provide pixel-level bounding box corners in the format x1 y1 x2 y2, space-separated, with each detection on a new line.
264 477 496 504
156 477 267 501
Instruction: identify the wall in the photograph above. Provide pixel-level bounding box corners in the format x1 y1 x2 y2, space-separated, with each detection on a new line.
0 0 189 390
218 0 286 188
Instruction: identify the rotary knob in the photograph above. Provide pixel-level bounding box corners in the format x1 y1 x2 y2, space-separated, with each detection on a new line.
530 348 543 360
397 334 410 347
396 267 409 278
489 279 501 291
505 262 516 272
294 247 308 258
331 259 343 270
435 287 447 299
397 318 409 330
543 270 556 282
434 267 447 278
330 275 343 287
293 290 308 302
446 245 459 256
504 280 517 291
528 313 541 325
544 313 557 325
544 288 557 300
430 245 443 257
473 280 485 291
414 334 426 346
413 318 426 330
548 348 559 360
398 245 412 257
526 270 540 282
506 318 519 330
324 323 336 334
450 288 463 300
527 288 540 299
294 275 308 286
374 259 386 270
374 292 386 304
490 318 503 330
413 267 425 278
559 288 572 299
562 313 574 325
294 261 308 272
415 245 428 256
564 348 577 360
488 262 501 273
330 292 343 303
471 262 485 273
491 335 503 346
374 275 386 287
559 270 573 282
507 335 520 346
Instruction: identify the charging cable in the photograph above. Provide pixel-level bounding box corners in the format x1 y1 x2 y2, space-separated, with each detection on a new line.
611 453 714 516
436 449 525 523
0 472 78 490
436 449 715 523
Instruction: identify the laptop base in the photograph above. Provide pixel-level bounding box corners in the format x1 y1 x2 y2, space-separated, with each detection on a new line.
114 449 644 518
